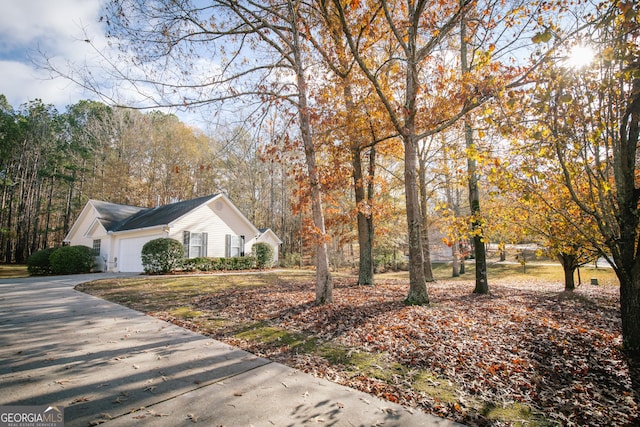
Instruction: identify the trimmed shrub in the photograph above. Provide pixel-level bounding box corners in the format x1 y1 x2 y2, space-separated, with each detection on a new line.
211 256 255 271
49 245 96 275
27 247 57 275
141 238 184 274
253 242 274 269
180 256 257 272
235 256 256 270
182 257 213 272
210 257 225 270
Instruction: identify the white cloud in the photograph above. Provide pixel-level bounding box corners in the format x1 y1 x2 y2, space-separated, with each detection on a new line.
0 0 220 129
0 0 102 46
0 0 106 110
0 60 90 109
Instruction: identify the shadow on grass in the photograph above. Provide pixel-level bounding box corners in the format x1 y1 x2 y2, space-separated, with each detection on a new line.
0 264 29 279
78 270 635 425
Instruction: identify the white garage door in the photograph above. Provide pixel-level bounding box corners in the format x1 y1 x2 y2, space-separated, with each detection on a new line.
118 235 163 272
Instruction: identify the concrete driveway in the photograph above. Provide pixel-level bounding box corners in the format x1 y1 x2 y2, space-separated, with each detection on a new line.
0 273 463 426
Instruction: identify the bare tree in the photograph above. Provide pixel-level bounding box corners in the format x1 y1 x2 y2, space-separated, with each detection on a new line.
44 0 335 302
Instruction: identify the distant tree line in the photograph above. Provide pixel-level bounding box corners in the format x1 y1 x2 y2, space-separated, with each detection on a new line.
0 96 298 264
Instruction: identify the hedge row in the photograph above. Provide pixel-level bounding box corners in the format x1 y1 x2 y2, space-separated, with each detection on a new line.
27 245 96 275
181 256 256 272
143 237 274 274
28 238 274 276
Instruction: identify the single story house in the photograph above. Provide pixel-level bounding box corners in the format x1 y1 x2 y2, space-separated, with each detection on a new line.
63 194 282 273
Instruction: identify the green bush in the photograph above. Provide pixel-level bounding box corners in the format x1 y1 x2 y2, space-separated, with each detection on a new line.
141 238 184 274
211 256 255 270
210 258 224 270
180 256 257 272
235 256 256 270
49 245 95 275
253 242 274 269
27 247 57 275
181 257 213 272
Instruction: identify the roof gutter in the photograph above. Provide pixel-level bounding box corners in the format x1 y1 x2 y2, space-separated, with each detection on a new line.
108 224 168 236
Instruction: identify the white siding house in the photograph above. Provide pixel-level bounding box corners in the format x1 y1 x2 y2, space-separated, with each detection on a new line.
63 194 281 273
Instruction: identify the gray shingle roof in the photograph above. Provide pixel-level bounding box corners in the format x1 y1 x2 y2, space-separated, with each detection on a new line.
93 195 218 232
91 200 147 232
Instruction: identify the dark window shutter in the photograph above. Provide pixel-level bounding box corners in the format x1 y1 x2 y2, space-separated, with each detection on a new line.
240 235 245 257
183 231 190 258
202 233 208 257
225 234 231 258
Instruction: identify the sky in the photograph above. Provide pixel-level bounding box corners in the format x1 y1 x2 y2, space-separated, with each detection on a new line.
0 0 224 131
0 0 110 112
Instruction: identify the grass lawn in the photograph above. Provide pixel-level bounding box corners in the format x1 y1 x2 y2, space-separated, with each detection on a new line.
0 264 29 278
76 263 636 426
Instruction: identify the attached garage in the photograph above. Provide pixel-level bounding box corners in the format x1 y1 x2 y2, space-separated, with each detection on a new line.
117 235 163 272
64 195 281 273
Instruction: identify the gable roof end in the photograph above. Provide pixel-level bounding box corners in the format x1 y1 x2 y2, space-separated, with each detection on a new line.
258 228 283 244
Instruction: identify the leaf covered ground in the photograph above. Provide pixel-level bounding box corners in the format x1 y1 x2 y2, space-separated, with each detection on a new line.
79 272 638 426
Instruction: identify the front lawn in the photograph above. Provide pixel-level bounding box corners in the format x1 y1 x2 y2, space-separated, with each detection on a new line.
0 264 29 278
77 265 636 426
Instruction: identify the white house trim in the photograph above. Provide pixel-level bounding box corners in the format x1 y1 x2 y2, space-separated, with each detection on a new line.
63 194 281 273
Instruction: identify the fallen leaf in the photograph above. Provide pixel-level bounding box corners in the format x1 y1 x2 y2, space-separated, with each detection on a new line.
98 275 635 425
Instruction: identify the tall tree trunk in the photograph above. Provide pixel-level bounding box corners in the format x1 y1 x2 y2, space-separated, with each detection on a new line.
331 0 431 304
557 253 577 291
405 133 429 304
461 7 489 294
30 179 43 256
43 172 55 249
281 161 288 260
613 76 640 417
466 119 489 294
609 74 640 350
352 145 375 285
403 24 430 305
613 76 640 350
303 115 332 302
343 82 375 286
499 242 506 261
290 0 332 303
365 147 376 277
269 161 276 231
3 184 15 263
618 267 640 351
452 241 460 277
15 158 30 264
64 169 76 236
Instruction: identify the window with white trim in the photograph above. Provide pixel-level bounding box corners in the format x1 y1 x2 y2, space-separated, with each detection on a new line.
92 239 101 256
226 234 245 257
183 231 208 258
